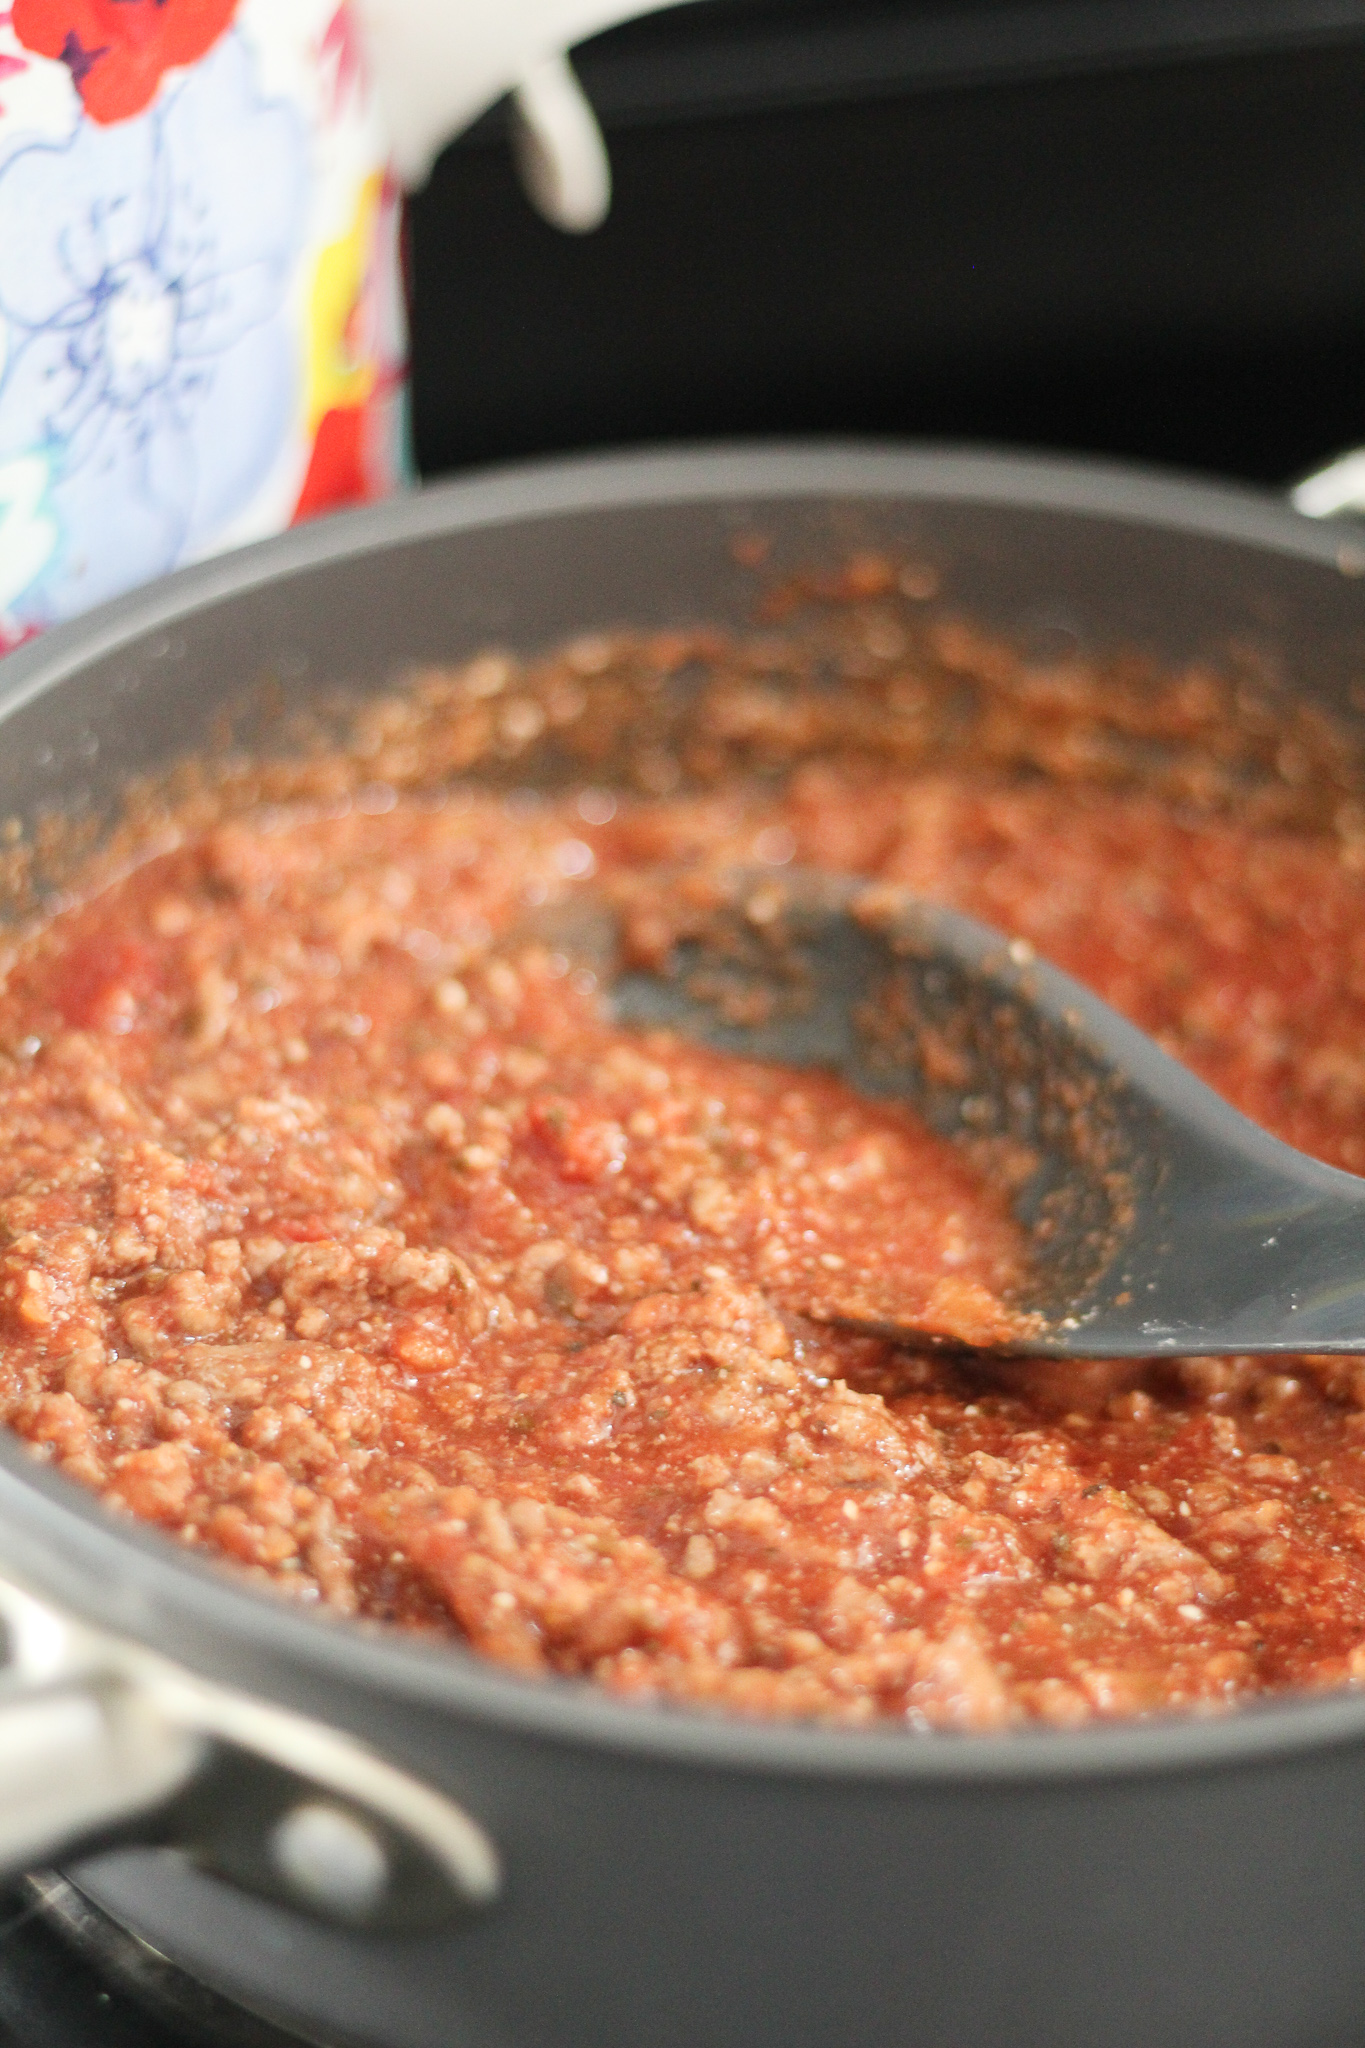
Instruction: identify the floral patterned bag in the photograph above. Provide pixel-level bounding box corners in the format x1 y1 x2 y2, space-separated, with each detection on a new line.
0 0 696 651
0 0 406 650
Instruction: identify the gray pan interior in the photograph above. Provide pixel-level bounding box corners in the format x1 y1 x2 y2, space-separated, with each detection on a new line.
3 444 1365 2048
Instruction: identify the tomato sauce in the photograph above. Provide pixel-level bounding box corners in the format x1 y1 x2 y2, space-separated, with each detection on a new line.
3 594 1365 1730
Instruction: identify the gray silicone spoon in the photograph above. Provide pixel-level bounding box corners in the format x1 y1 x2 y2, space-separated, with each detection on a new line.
554 867 1365 1359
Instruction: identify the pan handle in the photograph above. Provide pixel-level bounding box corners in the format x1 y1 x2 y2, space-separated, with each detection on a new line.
0 1576 500 1933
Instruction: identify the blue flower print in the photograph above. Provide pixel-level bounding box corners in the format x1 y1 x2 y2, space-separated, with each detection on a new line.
0 29 308 628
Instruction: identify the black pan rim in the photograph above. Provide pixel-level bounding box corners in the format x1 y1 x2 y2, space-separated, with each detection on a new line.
3 433 1363 1791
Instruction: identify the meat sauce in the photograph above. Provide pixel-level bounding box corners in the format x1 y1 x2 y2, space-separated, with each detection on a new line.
3 584 1365 1731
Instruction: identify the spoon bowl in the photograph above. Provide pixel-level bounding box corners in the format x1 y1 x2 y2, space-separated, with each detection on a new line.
563 867 1365 1359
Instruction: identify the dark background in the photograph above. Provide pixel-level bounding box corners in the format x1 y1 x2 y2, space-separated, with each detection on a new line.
408 0 1365 489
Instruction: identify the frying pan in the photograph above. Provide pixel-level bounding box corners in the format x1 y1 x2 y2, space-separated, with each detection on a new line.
2 444 1365 2048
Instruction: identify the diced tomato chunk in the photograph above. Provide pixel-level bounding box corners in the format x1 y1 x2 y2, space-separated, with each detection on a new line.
52 936 160 1032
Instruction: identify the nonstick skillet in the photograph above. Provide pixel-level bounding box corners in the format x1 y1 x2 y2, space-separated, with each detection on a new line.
1 444 1364 2048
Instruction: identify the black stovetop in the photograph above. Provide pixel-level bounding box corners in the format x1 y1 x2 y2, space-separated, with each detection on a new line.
0 1882 308 2048
0 1888 190 2048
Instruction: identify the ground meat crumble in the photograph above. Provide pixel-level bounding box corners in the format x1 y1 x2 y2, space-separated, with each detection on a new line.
3 582 1365 1731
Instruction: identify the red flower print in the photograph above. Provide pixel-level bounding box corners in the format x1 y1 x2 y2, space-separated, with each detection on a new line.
0 618 38 658
12 0 237 123
291 381 403 527
292 404 368 524
0 52 28 116
0 9 30 116
319 2 364 119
